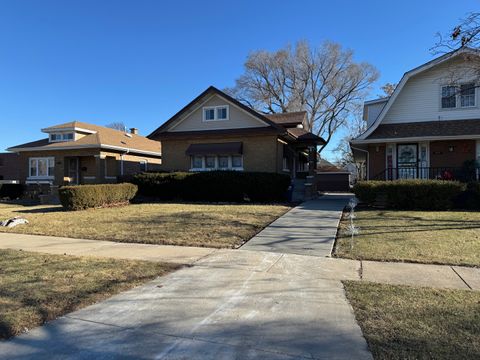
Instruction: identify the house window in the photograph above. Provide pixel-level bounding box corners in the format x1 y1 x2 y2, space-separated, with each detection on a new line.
203 105 229 121
190 155 243 170
283 157 289 171
50 133 74 142
232 155 243 168
218 156 229 168
205 156 216 169
192 156 203 168
441 86 457 108
29 157 54 178
460 83 476 107
139 160 148 172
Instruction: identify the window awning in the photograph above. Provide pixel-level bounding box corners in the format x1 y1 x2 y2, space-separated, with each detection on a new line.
185 142 243 156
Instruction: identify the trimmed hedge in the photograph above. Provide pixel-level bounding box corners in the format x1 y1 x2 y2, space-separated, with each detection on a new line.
0 184 24 200
454 182 480 210
132 171 291 202
59 183 138 210
353 180 465 210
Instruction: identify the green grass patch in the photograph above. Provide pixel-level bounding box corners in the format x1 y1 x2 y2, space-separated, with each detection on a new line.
335 209 480 266
0 249 179 339
344 281 480 359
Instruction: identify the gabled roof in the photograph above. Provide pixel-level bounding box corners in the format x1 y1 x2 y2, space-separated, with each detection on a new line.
8 122 162 156
355 47 480 141
285 127 325 143
148 86 285 138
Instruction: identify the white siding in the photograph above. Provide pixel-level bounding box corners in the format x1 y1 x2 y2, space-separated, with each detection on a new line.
169 94 268 132
383 58 480 124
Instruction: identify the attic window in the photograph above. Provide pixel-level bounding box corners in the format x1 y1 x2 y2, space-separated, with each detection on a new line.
50 133 74 142
441 83 476 109
203 106 229 121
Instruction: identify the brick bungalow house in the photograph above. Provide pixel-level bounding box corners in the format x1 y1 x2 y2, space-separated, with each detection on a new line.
148 86 325 179
7 122 162 188
351 48 480 181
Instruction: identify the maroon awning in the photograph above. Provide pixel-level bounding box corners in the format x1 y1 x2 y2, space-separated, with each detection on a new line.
185 142 243 155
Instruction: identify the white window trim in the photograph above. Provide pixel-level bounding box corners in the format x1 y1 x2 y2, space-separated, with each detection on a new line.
28 157 55 179
440 83 478 110
202 105 230 122
190 155 243 171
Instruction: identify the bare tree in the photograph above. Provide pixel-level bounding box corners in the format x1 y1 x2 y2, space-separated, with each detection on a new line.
105 122 127 131
433 12 480 52
334 106 366 174
226 41 379 152
379 82 397 97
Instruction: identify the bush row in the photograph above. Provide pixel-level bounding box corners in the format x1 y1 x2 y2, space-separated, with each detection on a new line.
132 171 291 202
0 184 24 200
352 180 468 210
59 183 138 210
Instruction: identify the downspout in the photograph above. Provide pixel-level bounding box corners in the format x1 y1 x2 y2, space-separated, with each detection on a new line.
350 145 369 180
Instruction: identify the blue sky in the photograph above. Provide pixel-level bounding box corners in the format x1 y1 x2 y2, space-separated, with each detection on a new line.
0 0 478 160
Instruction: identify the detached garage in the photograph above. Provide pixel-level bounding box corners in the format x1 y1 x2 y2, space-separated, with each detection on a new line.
315 159 351 192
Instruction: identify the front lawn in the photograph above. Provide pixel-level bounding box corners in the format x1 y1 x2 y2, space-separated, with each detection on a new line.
0 202 290 248
334 209 480 267
344 281 480 359
0 249 178 339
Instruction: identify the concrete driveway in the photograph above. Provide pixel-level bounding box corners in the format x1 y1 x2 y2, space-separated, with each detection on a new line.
0 250 370 360
0 194 372 359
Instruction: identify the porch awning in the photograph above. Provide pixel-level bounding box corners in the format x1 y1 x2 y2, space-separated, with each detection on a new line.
185 142 243 156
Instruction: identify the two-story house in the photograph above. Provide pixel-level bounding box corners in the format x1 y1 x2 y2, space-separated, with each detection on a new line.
351 47 480 181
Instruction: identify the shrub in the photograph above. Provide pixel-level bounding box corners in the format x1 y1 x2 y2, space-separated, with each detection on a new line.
0 183 24 200
132 171 291 202
353 180 465 210
59 183 138 210
454 181 480 210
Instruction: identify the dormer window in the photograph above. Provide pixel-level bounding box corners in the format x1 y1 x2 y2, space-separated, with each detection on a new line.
441 83 476 109
50 133 74 142
203 105 229 121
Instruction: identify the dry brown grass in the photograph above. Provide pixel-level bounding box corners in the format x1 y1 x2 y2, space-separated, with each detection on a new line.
344 281 480 359
334 209 480 267
0 249 179 339
0 202 290 248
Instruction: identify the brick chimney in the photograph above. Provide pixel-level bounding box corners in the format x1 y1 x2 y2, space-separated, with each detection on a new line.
130 128 138 135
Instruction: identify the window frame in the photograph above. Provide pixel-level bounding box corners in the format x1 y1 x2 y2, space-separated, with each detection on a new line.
28 157 55 179
202 105 229 122
440 83 477 110
49 132 74 142
139 160 148 172
190 155 243 171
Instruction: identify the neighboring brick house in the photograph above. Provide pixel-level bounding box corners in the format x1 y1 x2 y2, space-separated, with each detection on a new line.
7 122 162 187
0 153 20 180
148 86 325 178
351 48 480 181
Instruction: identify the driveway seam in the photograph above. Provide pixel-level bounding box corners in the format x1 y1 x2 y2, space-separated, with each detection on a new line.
450 266 472 290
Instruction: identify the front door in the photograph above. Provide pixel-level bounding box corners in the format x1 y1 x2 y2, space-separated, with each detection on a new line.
67 158 79 184
397 144 418 179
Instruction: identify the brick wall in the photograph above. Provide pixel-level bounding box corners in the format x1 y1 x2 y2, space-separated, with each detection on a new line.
160 134 280 172
430 140 475 168
0 153 20 180
368 144 386 179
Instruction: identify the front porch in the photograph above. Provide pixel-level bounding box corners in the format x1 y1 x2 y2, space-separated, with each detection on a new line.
354 139 480 181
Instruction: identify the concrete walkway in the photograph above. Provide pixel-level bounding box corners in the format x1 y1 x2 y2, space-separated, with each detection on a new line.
242 194 352 257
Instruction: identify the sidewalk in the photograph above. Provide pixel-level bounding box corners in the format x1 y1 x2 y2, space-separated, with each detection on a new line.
0 231 478 291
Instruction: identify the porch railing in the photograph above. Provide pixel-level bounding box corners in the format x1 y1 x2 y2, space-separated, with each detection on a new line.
372 167 478 182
